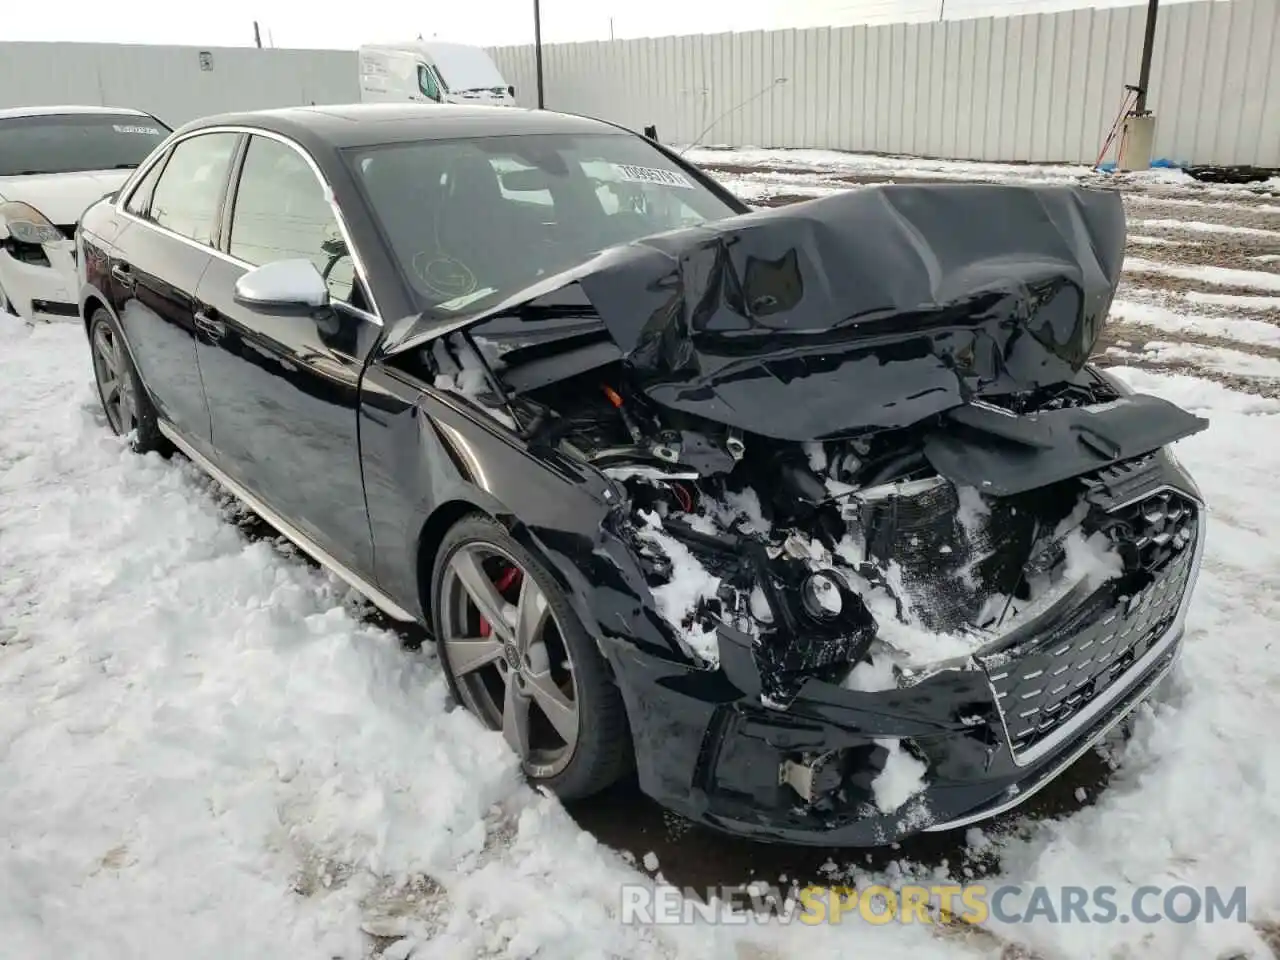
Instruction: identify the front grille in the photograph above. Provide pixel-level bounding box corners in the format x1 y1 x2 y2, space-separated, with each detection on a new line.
980 485 1199 762
1102 488 1198 572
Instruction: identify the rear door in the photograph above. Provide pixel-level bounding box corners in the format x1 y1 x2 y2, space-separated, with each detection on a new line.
112 131 241 452
192 132 381 579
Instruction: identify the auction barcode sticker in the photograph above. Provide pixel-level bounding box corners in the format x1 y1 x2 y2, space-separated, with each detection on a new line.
113 124 162 135
614 164 695 189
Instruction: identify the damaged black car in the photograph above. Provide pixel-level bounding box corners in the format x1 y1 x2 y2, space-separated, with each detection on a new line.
78 104 1207 845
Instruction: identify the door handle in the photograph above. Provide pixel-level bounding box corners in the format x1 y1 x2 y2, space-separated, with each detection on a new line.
194 309 226 340
110 262 135 289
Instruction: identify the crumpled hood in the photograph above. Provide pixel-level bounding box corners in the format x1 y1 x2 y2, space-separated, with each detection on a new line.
386 182 1127 441
575 182 1126 440
0 169 130 226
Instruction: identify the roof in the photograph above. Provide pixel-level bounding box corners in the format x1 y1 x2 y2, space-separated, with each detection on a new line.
174 103 622 150
0 105 152 121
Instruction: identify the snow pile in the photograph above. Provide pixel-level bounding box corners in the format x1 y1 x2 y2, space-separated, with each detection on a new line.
1124 257 1280 293
1 309 31 341
683 146 1093 185
1060 528 1125 590
632 510 722 664
1183 290 1280 311
1128 217 1280 239
1113 341 1280 381
1109 299 1280 349
870 740 928 814
431 341 517 430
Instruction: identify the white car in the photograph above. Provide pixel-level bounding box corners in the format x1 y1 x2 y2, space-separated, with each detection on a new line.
0 105 171 322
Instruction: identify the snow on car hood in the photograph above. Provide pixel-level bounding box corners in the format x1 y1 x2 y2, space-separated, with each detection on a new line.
385 182 1127 440
0 169 131 225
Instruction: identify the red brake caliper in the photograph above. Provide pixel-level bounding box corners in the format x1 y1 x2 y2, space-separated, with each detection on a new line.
478 565 523 638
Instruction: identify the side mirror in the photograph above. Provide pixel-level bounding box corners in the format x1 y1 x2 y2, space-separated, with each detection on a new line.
233 259 329 313
507 84 515 98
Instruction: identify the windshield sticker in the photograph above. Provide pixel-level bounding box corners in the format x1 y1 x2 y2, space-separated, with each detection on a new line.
437 286 498 311
113 124 162 136
613 164 695 189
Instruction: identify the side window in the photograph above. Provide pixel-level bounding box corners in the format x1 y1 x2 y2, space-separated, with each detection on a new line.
124 155 167 217
418 64 441 102
147 132 239 245
228 135 356 304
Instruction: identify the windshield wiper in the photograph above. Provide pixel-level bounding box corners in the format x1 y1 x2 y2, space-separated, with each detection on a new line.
113 163 140 169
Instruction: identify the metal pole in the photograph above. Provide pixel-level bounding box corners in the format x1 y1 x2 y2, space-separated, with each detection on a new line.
533 0 546 109
253 21 262 48
1134 0 1159 113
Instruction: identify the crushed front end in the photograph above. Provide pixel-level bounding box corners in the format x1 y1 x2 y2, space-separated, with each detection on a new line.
594 437 1204 844
384 182 1209 844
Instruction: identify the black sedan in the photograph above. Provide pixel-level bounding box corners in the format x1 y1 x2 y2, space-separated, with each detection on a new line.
77 104 1207 845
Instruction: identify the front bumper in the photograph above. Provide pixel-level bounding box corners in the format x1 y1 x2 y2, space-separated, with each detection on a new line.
0 240 79 322
604 469 1205 847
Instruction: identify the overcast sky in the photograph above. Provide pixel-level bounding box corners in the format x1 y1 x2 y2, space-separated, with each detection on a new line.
3 0 1184 49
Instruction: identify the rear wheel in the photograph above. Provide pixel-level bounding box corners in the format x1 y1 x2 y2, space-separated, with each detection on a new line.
89 308 164 454
431 514 632 799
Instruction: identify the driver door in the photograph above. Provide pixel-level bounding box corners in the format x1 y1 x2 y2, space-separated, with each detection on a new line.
192 133 381 578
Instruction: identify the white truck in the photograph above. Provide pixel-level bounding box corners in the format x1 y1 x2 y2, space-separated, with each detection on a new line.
358 41 516 108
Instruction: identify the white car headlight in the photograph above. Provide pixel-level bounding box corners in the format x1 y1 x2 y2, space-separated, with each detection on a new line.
0 201 64 246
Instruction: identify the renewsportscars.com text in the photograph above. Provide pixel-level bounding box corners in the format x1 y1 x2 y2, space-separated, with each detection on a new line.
620 883 1248 926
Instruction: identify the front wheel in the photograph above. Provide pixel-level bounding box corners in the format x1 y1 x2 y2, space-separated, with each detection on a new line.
88 308 164 454
431 514 633 799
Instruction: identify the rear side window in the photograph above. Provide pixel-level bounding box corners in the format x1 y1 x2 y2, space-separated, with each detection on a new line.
148 132 239 246
228 135 356 304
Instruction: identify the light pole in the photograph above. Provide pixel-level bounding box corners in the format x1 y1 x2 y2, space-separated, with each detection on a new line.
533 0 545 109
1135 0 1159 113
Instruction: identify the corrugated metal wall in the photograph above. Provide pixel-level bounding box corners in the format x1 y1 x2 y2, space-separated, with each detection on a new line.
0 42 359 128
490 0 1280 166
2 2 1276 166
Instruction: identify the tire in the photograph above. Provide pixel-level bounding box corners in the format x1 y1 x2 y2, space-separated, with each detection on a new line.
431 513 633 799
88 307 165 454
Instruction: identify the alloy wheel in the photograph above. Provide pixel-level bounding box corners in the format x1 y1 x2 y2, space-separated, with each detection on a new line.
439 542 581 778
91 321 138 436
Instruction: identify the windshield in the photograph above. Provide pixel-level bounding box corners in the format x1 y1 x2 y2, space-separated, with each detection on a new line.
0 113 170 177
348 132 741 315
420 41 505 92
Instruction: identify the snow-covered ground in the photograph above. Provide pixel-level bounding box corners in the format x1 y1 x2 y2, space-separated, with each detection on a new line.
3 148 1280 959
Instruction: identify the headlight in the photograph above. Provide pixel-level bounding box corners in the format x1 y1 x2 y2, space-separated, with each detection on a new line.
0 201 64 245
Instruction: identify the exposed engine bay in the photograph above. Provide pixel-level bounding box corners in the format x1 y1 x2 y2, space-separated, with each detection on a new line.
386 183 1209 707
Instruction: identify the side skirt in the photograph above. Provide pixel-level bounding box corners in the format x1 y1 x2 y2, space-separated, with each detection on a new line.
157 419 418 624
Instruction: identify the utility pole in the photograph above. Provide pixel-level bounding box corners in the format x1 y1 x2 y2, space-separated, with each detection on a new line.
1134 0 1159 113
253 21 262 48
533 0 545 108
609 17 615 40
1117 0 1159 169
